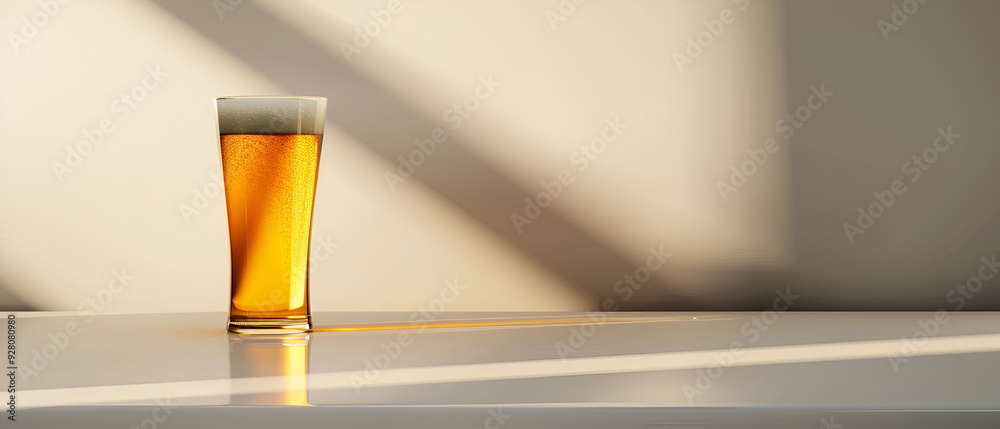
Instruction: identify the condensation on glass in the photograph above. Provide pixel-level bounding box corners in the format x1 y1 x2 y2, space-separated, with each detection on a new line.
215 96 326 334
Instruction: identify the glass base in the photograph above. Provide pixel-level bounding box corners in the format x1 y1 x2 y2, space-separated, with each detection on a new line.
227 318 312 334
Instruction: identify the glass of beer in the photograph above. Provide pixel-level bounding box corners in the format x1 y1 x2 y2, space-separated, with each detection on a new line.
215 96 326 334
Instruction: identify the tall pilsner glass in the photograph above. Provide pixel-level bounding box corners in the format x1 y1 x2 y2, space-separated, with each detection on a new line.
215 96 326 333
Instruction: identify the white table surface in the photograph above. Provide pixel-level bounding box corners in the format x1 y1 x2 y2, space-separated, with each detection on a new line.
9 311 1000 428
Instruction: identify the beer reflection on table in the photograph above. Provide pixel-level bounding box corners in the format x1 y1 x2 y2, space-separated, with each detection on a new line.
227 332 311 406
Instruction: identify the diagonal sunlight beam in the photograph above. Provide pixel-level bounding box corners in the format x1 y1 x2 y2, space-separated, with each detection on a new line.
21 333 1000 408
146 0 690 309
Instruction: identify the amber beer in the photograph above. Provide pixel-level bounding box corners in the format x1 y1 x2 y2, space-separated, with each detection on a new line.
216 96 326 333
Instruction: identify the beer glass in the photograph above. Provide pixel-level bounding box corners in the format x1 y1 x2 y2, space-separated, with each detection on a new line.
216 96 326 333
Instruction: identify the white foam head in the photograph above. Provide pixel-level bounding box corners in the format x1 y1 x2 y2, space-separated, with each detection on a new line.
215 96 326 135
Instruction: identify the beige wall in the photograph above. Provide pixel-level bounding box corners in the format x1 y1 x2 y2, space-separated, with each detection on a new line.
1 0 998 312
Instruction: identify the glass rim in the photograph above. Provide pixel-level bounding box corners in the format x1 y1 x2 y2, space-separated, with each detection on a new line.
215 95 326 102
